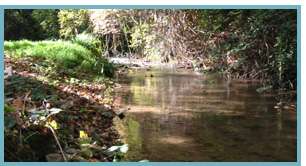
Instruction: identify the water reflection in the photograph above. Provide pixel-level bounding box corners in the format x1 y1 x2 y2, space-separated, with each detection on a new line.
115 69 296 161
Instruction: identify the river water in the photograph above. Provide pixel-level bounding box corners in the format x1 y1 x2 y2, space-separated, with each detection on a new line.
114 69 296 162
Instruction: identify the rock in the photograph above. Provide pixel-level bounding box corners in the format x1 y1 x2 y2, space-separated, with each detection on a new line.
46 153 64 162
106 144 128 153
80 148 93 158
71 156 87 162
101 132 110 138
104 104 112 110
90 104 112 111
114 108 127 119
256 85 272 93
101 111 114 118
61 100 74 109
66 148 79 154
132 64 141 67
118 114 125 119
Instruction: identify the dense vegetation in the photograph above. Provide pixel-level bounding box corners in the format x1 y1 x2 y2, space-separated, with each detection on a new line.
5 9 296 89
4 9 297 162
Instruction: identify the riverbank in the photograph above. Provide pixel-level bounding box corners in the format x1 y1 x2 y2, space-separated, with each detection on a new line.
4 55 123 161
112 57 296 108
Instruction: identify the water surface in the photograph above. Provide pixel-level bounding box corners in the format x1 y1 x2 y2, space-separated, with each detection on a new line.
115 69 296 161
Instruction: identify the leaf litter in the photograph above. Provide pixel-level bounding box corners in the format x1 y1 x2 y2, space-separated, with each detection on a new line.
4 57 126 162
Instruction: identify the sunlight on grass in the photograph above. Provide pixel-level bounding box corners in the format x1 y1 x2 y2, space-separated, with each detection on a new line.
4 40 115 77
5 40 94 69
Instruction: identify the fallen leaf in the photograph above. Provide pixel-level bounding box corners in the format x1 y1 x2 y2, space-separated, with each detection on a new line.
47 120 58 130
79 130 88 139
11 98 24 111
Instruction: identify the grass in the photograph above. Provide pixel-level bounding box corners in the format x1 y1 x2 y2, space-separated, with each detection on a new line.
4 40 114 77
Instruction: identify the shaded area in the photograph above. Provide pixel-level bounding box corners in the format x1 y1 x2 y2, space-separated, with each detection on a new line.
4 58 120 162
115 69 296 161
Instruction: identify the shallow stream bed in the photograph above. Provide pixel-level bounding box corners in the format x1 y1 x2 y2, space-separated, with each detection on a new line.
114 69 296 161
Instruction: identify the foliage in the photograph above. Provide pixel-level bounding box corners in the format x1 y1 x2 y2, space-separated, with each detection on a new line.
130 22 160 58
31 9 60 39
58 10 92 39
197 10 297 89
93 9 296 89
4 9 60 40
73 33 103 57
130 23 150 55
4 9 92 40
4 9 44 40
97 58 116 78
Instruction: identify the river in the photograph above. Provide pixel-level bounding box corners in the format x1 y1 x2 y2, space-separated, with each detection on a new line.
114 68 296 162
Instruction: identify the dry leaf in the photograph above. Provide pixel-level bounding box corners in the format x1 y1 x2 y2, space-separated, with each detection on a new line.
12 98 24 111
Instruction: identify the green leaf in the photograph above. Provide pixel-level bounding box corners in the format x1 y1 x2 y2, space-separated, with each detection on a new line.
4 104 16 113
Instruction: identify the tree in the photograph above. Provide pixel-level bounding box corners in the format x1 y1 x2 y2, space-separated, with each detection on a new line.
4 9 43 40
4 9 60 40
58 9 92 39
31 9 60 39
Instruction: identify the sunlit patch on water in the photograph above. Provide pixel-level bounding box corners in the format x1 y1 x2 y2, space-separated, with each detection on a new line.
159 136 193 145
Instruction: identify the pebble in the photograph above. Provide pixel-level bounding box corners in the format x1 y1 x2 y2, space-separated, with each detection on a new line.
66 148 79 154
46 153 63 162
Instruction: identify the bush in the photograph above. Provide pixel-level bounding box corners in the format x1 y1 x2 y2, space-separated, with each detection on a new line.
73 33 102 56
96 58 115 78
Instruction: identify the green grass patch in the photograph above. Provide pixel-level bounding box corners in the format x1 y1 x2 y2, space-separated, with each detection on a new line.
4 40 115 77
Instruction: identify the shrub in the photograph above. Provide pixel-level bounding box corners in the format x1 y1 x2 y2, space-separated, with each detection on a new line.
73 33 103 56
